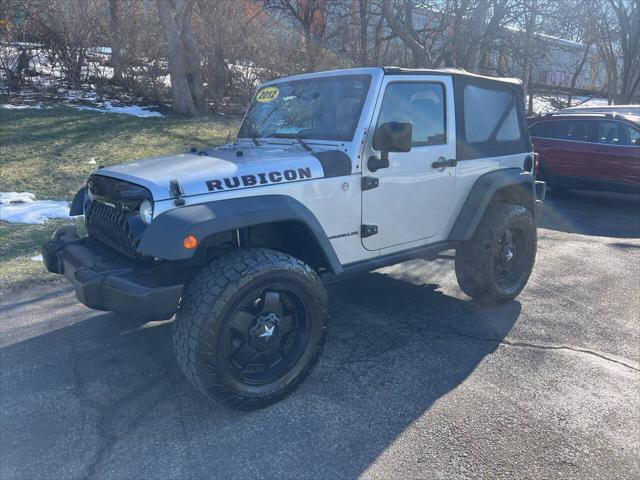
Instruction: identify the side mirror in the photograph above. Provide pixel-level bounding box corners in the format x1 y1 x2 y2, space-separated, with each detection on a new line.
369 121 412 172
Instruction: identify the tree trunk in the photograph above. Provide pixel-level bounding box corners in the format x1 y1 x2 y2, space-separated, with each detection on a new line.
357 0 368 66
466 0 489 70
567 43 591 107
522 0 538 115
176 0 207 113
372 14 384 64
107 0 124 85
156 0 197 114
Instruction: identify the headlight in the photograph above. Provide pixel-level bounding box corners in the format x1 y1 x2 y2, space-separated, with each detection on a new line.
139 199 153 224
86 185 94 201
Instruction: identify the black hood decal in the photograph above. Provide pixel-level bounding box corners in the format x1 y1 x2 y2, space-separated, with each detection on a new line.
312 151 352 177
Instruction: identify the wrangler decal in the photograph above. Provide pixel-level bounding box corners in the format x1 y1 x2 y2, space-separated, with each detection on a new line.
206 167 313 192
328 230 359 240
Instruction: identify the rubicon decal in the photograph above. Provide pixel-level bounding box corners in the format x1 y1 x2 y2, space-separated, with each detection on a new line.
206 167 314 191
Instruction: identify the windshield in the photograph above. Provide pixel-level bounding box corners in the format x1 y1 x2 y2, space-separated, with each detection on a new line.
238 74 371 141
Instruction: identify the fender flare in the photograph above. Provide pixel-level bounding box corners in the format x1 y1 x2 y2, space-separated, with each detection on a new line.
448 168 535 241
138 195 343 274
69 188 86 216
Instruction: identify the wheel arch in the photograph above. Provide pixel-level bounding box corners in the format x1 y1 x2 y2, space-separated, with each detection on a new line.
138 195 343 275
449 168 535 241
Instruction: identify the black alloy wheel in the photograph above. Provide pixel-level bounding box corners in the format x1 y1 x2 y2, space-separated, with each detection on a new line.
224 288 311 386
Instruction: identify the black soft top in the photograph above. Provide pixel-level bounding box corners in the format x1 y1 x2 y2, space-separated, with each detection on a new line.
381 66 531 160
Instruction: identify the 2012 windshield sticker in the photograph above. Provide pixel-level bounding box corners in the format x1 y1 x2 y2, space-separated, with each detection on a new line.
206 167 313 192
256 87 279 103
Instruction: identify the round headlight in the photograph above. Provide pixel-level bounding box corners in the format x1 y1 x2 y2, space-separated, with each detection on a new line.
139 199 153 224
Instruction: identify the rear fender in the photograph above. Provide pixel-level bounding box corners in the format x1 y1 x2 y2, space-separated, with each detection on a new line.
449 168 535 241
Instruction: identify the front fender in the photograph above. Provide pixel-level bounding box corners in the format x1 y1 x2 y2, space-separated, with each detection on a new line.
138 195 343 274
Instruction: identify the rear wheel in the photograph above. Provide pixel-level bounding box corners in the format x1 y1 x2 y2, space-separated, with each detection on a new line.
173 248 328 410
455 202 537 304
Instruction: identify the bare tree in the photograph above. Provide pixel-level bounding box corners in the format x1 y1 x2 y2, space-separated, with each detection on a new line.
606 0 639 103
265 0 331 71
22 0 104 90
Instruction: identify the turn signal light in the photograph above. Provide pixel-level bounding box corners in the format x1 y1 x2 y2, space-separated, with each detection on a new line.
183 235 198 249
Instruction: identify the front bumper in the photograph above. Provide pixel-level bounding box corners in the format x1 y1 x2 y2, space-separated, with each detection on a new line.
42 226 183 319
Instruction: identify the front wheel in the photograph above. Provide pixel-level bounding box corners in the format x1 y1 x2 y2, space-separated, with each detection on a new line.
455 202 537 304
173 248 328 410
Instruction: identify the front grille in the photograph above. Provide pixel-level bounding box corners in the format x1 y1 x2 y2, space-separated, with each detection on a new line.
86 201 139 258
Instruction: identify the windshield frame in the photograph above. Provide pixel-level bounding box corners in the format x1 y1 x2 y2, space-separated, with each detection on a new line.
237 74 373 143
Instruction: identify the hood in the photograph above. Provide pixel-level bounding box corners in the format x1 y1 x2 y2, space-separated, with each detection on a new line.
94 144 348 201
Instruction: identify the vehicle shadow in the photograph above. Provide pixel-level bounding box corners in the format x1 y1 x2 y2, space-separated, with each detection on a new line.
0 270 520 479
537 189 640 238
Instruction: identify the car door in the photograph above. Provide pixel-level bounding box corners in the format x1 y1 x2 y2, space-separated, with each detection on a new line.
533 118 598 182
361 76 456 251
593 120 640 188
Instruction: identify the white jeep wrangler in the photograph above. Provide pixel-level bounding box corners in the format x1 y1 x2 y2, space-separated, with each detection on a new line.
43 67 545 409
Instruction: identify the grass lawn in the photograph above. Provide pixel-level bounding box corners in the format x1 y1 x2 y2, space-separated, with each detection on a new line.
0 105 239 295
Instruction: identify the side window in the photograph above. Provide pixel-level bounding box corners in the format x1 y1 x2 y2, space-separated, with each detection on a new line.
529 121 549 138
611 122 639 146
463 84 521 143
596 120 622 145
563 120 590 142
628 126 640 146
540 120 590 142
376 83 446 147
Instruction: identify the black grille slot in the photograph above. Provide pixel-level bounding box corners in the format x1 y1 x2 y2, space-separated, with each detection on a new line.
86 201 138 258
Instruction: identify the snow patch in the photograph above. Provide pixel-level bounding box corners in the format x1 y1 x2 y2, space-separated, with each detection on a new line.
70 101 163 118
0 192 70 224
88 158 97 164
30 254 43 262
1 192 36 203
1 104 50 110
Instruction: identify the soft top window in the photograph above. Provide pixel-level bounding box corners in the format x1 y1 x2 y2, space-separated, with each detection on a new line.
455 77 529 160
464 84 520 144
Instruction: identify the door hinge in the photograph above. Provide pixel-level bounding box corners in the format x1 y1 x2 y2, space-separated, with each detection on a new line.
361 176 379 191
361 224 378 238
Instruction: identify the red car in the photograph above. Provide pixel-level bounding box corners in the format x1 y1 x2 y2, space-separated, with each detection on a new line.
528 111 640 194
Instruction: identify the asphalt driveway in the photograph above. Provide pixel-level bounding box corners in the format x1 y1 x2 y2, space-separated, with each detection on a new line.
1 190 639 479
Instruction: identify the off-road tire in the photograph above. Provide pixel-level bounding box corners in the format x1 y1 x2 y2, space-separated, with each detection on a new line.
173 248 329 410
455 202 537 304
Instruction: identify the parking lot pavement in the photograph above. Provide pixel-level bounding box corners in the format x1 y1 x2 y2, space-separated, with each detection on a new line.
1 191 639 480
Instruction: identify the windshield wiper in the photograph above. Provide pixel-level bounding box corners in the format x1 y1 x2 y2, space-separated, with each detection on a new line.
271 132 312 152
294 135 312 152
251 135 261 146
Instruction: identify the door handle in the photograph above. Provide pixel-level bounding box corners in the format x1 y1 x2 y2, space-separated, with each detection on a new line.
432 157 457 169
